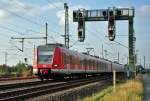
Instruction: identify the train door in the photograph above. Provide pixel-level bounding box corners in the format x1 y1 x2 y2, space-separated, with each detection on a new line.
111 62 112 72
64 53 70 74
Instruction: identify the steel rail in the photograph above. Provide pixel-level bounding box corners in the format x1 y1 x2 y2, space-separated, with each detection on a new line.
0 76 112 101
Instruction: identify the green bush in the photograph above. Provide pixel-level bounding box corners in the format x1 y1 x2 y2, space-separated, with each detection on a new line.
0 66 11 76
11 63 32 77
0 63 32 77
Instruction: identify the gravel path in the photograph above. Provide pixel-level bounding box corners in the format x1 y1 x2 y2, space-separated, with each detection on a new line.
144 75 150 101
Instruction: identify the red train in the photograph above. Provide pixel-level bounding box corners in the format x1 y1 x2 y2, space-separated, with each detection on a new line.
33 43 125 80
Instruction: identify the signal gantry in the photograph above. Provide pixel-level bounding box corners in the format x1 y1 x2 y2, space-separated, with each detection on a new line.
73 7 136 78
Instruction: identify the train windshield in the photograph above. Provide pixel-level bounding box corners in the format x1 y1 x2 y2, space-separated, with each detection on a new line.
37 46 54 64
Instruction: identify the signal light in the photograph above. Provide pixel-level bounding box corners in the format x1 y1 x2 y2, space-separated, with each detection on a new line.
24 58 27 62
117 10 122 16
73 11 77 18
79 12 83 17
108 30 113 37
103 11 107 16
79 21 83 27
108 26 115 41
109 11 113 16
78 19 85 42
78 29 85 42
78 31 83 37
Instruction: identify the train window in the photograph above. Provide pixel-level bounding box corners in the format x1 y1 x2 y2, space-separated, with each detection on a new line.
37 45 56 64
94 61 96 67
93 60 95 67
72 56 75 64
60 52 63 64
64 53 67 64
101 62 104 70
83 60 85 66
103 63 105 70
72 56 74 64
75 56 78 65
94 60 96 67
80 60 82 66
105 63 107 70
62 53 64 64
92 60 94 67
104 63 106 70
99 62 101 67
84 59 87 67
73 56 75 64
88 60 90 66
86 60 88 66
67 55 70 64
97 61 98 67
70 55 72 64
99 62 101 69
77 57 80 64
89 60 90 67
75 56 77 64
38 50 53 64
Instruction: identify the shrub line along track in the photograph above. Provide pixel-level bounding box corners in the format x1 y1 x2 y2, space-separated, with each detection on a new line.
0 76 112 101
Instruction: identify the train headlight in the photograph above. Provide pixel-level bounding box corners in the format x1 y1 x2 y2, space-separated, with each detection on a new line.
53 64 58 67
33 68 38 75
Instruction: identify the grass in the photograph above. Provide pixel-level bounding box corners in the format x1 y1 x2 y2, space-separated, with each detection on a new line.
81 75 143 101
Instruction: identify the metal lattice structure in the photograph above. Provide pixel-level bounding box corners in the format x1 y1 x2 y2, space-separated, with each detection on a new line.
64 3 69 48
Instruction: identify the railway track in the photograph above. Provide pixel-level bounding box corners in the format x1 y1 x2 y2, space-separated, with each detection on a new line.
0 76 37 81
0 79 56 91
0 76 112 101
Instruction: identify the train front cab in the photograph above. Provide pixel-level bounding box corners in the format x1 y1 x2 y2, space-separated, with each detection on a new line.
33 44 58 80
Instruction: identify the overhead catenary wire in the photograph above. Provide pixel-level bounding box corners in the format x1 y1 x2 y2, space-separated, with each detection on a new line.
0 1 128 65
0 6 43 26
0 2 62 38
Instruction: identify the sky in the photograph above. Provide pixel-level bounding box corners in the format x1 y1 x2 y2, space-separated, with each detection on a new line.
0 0 150 67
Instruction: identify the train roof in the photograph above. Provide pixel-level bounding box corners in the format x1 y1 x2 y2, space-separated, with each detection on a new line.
38 43 68 48
37 43 123 65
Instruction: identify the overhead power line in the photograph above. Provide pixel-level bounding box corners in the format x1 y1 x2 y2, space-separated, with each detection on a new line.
0 7 43 26
114 41 128 49
0 25 22 34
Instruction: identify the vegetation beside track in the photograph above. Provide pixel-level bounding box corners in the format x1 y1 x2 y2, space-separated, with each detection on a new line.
81 75 143 101
0 62 32 77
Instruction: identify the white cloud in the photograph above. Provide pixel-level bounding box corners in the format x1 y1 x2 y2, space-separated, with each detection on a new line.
0 0 63 18
0 9 9 22
0 9 7 19
56 5 88 27
138 5 150 18
47 2 63 9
